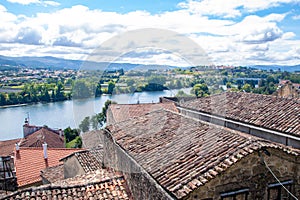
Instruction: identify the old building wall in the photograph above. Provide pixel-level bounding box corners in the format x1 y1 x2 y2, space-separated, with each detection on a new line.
63 156 85 179
102 130 174 200
274 83 300 98
185 148 300 200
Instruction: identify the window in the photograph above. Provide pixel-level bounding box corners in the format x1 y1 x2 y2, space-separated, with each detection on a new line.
220 188 249 200
268 180 293 200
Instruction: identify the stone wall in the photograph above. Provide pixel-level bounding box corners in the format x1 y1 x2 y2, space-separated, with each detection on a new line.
102 129 174 200
184 148 300 200
62 156 85 179
274 83 300 98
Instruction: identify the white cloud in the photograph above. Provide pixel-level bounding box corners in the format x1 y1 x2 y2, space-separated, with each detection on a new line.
6 0 40 5
0 3 299 66
292 15 300 20
6 0 60 6
178 0 300 18
43 1 60 6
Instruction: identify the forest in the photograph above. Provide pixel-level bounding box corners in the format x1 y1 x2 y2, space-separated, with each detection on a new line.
0 66 299 106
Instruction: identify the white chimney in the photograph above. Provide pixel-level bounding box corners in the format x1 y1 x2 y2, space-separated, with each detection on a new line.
15 143 20 151
43 143 48 159
58 129 63 137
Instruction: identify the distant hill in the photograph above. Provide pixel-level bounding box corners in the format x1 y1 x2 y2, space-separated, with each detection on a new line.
0 55 176 71
248 65 300 72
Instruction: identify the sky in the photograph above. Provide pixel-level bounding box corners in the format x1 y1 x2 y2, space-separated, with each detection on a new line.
0 0 300 66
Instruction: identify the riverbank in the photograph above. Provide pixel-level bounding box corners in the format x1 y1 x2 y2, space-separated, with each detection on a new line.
0 88 189 109
0 88 192 140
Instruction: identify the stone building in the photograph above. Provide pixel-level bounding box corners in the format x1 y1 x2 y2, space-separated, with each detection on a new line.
103 109 300 199
274 80 300 98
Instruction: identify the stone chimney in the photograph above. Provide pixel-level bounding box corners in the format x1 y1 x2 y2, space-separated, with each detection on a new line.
42 143 48 159
23 118 40 138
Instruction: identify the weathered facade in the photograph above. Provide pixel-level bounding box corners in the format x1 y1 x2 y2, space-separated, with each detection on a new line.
103 109 300 200
185 148 300 199
274 80 300 98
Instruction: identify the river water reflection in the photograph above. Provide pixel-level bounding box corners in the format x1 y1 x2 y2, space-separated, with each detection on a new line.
0 88 191 140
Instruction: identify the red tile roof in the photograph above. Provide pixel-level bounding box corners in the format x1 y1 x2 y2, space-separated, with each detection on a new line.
106 109 300 199
0 138 21 156
14 147 82 187
20 127 64 148
108 102 178 124
181 92 300 136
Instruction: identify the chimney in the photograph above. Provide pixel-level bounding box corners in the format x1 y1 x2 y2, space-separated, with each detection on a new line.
58 129 63 137
43 143 48 159
15 143 20 152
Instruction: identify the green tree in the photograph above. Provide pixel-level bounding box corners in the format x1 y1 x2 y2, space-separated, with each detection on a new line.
226 82 232 89
242 83 252 93
95 83 102 97
192 83 209 97
107 81 115 94
79 116 90 132
93 100 117 128
64 127 80 143
0 93 7 106
74 136 82 148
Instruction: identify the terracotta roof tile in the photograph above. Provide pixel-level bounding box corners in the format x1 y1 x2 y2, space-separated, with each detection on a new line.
14 147 82 187
20 127 64 148
62 148 103 173
181 92 300 136
106 109 300 199
0 138 21 156
40 164 64 183
3 169 132 200
108 102 178 124
81 130 104 149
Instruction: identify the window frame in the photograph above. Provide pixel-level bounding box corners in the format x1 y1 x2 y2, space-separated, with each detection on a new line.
220 188 249 200
267 180 293 200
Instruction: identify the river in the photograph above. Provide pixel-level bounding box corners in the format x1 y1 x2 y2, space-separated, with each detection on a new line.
0 88 191 140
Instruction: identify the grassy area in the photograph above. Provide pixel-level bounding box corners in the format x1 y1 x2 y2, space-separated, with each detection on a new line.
65 136 82 148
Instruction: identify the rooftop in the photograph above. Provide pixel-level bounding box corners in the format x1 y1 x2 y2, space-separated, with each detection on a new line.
180 92 300 136
81 130 104 149
60 148 103 173
108 102 178 124
14 147 82 188
0 138 21 156
40 164 64 184
2 169 132 200
106 109 300 199
20 127 64 148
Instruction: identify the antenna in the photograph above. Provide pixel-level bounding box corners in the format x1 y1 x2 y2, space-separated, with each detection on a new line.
26 112 30 124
